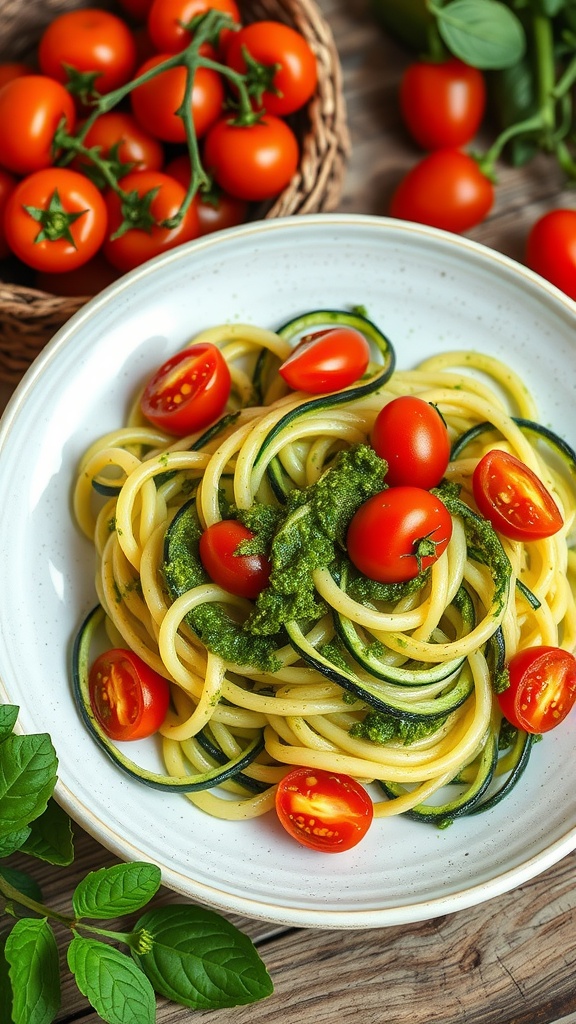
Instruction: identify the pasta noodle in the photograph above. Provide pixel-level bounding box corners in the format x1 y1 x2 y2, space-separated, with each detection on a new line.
72 312 576 826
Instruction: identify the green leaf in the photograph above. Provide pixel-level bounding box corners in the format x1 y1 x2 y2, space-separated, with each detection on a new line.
0 866 43 916
0 734 58 839
0 707 18 742
0 827 31 858
435 0 526 68
132 905 274 1009
5 917 60 1024
73 862 162 920
68 936 156 1024
0 937 14 1024
20 799 74 866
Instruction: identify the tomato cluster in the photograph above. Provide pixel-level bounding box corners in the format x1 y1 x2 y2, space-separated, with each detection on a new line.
0 1 317 286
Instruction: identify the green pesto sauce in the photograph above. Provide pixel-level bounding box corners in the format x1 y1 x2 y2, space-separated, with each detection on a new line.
350 710 447 746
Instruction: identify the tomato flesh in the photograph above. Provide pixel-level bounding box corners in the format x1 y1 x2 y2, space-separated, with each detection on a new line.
275 767 374 852
371 395 450 489
347 486 452 583
498 646 576 733
472 449 563 541
199 519 272 600
279 327 370 394
140 343 231 436
89 649 170 741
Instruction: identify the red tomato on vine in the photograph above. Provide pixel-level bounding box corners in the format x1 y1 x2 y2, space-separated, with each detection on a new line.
389 150 494 234
147 0 241 54
225 21 318 116
0 76 76 175
203 115 299 201
38 8 138 96
131 54 225 142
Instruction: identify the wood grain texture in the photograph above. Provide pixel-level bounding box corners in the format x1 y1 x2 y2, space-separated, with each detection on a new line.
4 1 576 1021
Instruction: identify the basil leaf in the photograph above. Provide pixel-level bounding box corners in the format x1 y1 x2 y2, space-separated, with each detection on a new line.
132 904 274 1009
0 827 31 858
0 734 58 838
68 936 156 1024
0 706 18 742
5 918 60 1024
0 865 43 916
0 937 13 1024
436 0 526 68
20 799 74 866
73 862 162 919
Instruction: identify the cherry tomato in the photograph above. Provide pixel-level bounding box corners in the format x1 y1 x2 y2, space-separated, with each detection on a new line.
199 520 272 599
4 168 108 273
525 209 576 302
165 154 248 234
38 8 138 95
347 486 453 583
0 76 76 175
472 449 563 542
89 648 170 741
140 342 231 435
147 0 241 53
498 646 576 734
371 396 450 489
225 21 318 116
131 54 225 143
103 169 200 272
389 150 494 234
0 168 17 260
275 767 374 852
278 327 370 394
35 253 120 296
203 115 299 201
73 111 165 178
0 62 33 90
400 58 486 150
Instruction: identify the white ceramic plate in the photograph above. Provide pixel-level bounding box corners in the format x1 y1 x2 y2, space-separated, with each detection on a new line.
2 213 576 930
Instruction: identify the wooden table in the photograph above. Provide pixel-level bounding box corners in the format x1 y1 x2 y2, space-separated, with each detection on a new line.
6 1 576 1021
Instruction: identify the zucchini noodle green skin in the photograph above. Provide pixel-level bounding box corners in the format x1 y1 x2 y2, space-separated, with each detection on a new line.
72 606 265 792
451 416 576 475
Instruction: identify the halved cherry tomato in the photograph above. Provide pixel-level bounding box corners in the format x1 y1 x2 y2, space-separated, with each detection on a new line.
279 327 370 394
140 342 231 435
0 75 77 175
472 449 563 542
389 149 494 234
371 395 450 489
347 486 453 583
89 648 170 741
38 8 137 95
400 58 486 150
199 519 272 599
225 21 318 116
275 767 374 852
131 54 225 142
498 646 576 733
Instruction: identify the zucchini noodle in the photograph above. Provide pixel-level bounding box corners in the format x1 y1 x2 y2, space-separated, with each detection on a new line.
72 311 576 827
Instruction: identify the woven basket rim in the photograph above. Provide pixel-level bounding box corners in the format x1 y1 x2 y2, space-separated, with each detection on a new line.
0 0 350 385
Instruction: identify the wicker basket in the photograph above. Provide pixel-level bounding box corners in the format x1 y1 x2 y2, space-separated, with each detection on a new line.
0 0 349 383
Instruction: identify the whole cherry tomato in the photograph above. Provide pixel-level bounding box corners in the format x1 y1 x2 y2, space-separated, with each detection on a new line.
147 0 241 53
203 115 299 201
472 449 563 542
0 76 76 175
0 168 17 259
389 150 494 234
346 486 453 583
165 154 248 234
275 767 374 852
278 327 371 393
371 396 450 489
140 342 231 434
225 21 318 116
89 648 170 741
4 168 108 273
525 209 576 301
0 62 33 90
498 646 576 734
73 111 165 179
400 58 486 150
199 520 272 599
103 169 200 271
38 8 138 96
131 54 225 142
